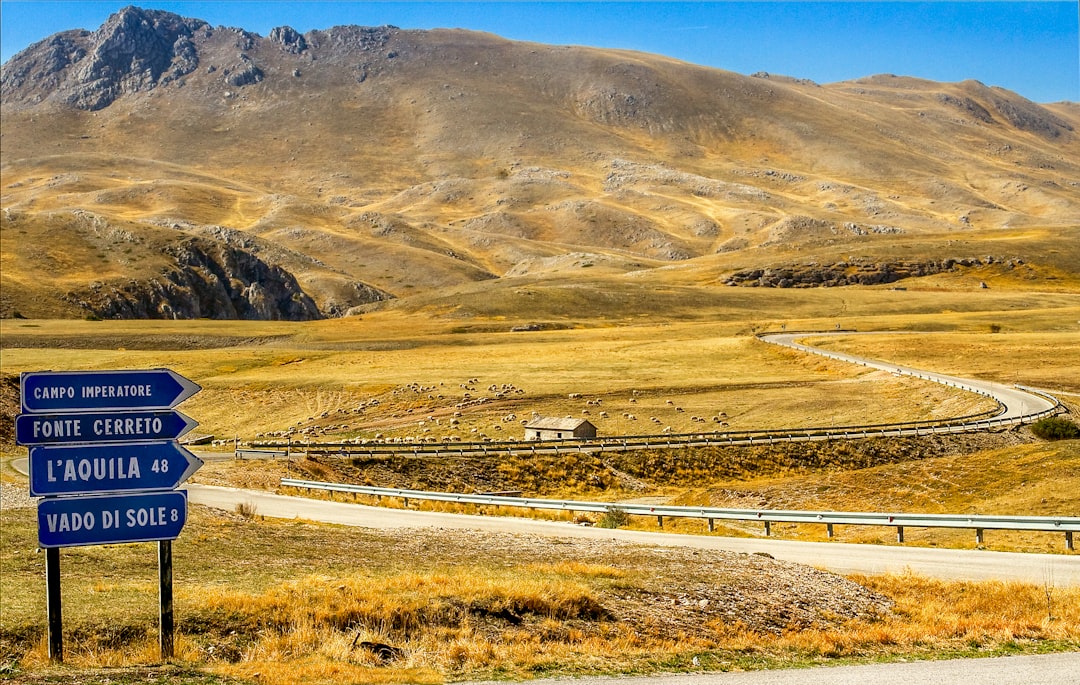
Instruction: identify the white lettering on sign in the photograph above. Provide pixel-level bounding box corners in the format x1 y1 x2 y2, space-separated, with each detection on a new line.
33 386 75 400
92 417 163 436
46 457 141 483
81 384 153 399
45 511 96 533
125 505 178 527
31 418 83 439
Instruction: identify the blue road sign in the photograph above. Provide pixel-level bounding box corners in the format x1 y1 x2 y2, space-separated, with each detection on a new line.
16 410 198 446
21 369 201 413
29 442 203 497
37 490 188 548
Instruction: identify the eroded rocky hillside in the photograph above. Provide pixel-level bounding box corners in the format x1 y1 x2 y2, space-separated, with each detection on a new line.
2 6 1078 319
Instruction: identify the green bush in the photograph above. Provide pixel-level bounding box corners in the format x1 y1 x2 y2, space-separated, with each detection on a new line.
1031 416 1080 441
598 506 630 529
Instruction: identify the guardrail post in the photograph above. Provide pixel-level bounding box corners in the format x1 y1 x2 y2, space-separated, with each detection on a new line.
707 518 715 532
976 528 984 546
764 520 771 536
827 523 834 538
656 515 664 528
896 526 904 543
1067 531 1074 551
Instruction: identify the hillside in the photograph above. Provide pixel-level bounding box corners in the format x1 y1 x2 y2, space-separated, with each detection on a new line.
2 6 1078 320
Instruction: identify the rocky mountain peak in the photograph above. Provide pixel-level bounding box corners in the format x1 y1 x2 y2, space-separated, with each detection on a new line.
1 5 208 110
268 25 307 53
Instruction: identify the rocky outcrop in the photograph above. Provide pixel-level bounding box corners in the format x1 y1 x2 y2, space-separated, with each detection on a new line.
64 238 322 320
268 26 307 53
9 6 209 110
222 54 263 87
724 256 1021 288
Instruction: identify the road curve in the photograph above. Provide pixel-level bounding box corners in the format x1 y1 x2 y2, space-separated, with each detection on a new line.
465 651 1080 685
760 332 1059 422
186 483 1080 585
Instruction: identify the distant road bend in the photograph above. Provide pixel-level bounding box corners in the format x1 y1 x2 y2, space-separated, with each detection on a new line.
252 332 1064 460
758 332 1060 424
183 332 1078 584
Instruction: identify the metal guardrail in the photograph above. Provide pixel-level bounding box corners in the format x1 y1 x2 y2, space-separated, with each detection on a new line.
256 407 1045 458
280 479 1079 551
235 448 288 459
250 333 1066 459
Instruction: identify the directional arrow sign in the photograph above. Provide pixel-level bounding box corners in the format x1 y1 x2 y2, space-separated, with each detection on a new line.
28 442 203 497
37 490 188 548
21 369 201 413
16 410 198 446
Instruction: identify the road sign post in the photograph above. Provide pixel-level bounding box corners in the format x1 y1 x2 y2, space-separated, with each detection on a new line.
46 548 62 663
16 410 198 446
28 442 203 497
21 369 200 413
159 540 174 659
18 368 201 663
36 491 189 548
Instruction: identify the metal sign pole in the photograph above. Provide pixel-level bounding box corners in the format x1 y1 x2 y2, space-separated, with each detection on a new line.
158 540 174 660
20 369 200 665
45 547 62 663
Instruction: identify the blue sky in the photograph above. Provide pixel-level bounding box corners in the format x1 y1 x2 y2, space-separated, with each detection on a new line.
1 1 1077 103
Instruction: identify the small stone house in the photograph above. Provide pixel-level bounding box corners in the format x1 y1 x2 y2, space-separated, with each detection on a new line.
523 417 597 441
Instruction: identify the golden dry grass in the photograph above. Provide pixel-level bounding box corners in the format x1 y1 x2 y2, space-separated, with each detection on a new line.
3 298 1080 682
5 308 1074 443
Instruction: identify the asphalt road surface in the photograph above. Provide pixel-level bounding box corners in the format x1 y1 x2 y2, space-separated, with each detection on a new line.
186 483 1080 586
759 333 1058 421
465 651 1080 685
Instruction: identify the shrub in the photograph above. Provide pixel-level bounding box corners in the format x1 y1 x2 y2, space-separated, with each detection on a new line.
598 506 629 529
1031 416 1080 441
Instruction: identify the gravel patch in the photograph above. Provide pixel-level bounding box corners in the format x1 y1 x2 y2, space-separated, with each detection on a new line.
0 481 35 510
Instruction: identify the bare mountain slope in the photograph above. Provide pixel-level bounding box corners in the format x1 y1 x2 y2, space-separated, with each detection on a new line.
2 6 1077 319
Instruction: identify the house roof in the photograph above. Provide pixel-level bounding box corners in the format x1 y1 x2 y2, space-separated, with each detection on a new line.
523 417 594 431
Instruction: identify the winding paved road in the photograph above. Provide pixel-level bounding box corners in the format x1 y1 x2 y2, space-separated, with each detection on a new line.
760 333 1058 423
185 483 1080 585
10 331 1076 586
183 332 1076 583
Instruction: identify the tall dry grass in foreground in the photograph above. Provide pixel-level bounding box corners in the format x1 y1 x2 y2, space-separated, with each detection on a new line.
775 574 1080 658
16 572 1080 684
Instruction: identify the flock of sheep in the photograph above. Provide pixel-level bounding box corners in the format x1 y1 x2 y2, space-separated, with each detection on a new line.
237 379 730 447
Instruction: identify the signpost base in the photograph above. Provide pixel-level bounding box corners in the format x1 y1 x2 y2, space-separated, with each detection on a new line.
46 548 62 663
159 540 174 660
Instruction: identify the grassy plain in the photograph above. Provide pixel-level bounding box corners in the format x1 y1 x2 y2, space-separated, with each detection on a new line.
3 286 1078 443
2 504 1078 684
2 285 1079 683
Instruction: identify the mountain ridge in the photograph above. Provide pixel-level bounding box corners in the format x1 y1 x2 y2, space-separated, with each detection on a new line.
2 6 1078 320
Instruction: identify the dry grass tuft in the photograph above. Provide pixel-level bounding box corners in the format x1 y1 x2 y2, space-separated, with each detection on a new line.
772 573 1080 659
